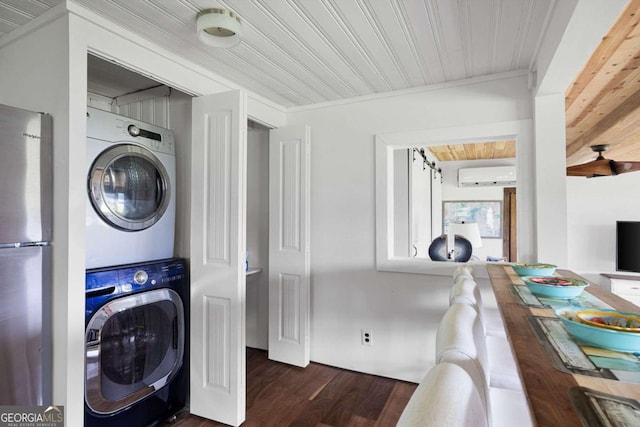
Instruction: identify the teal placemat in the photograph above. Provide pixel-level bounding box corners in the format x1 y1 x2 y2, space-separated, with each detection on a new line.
529 316 640 382
570 387 640 427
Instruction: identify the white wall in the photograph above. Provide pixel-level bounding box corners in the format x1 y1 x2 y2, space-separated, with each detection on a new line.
440 158 517 260
567 173 640 284
533 93 569 267
286 73 531 381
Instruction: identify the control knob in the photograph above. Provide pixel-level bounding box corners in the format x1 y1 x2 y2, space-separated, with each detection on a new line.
128 124 141 137
133 270 148 285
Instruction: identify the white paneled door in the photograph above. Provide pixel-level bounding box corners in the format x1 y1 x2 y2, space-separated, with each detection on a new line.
190 90 247 426
268 125 311 367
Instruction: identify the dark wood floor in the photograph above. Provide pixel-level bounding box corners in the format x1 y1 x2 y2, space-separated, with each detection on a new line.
164 348 417 427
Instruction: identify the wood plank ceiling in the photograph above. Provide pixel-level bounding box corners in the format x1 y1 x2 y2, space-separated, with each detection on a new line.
428 140 516 162
565 0 640 168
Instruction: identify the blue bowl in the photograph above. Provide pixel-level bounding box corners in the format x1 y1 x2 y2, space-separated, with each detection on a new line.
512 263 557 276
522 276 588 299
555 306 640 353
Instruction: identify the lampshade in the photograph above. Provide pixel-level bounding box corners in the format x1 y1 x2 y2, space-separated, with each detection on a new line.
448 222 483 250
197 8 242 48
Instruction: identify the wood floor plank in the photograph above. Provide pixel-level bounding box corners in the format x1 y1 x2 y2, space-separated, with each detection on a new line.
246 359 292 408
287 390 337 426
374 382 417 427
352 376 395 421
292 363 341 400
289 371 366 426
319 372 375 426
345 415 378 427
162 348 416 427
246 383 308 425
246 346 271 375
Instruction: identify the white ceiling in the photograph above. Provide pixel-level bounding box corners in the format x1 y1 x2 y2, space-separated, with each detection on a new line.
0 0 555 108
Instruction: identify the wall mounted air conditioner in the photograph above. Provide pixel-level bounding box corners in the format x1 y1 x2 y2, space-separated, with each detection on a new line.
458 166 516 187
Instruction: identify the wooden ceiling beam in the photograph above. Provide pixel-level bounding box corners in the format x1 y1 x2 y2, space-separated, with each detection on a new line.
565 0 640 168
566 87 640 165
566 43 640 132
565 0 640 112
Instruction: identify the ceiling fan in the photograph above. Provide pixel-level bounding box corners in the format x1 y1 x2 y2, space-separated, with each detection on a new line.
566 144 640 177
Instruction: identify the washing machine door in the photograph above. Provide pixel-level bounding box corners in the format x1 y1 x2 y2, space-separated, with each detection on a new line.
88 144 171 231
85 289 184 415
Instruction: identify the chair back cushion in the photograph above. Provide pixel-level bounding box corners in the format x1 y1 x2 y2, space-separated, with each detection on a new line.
436 302 490 421
397 362 488 427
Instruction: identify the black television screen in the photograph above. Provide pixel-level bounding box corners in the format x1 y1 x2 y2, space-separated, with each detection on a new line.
616 221 640 273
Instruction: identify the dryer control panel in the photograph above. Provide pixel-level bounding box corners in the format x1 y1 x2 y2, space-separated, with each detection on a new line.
86 106 175 155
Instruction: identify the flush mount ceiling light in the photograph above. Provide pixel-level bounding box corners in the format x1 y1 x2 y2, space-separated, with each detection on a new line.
196 8 242 48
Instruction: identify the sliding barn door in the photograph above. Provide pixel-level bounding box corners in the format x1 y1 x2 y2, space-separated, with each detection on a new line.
190 90 247 426
410 151 432 257
268 125 311 367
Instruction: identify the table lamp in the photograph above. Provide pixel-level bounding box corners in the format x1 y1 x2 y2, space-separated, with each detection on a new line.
448 221 483 259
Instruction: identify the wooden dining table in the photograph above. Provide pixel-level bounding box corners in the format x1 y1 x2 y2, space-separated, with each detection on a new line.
486 264 640 427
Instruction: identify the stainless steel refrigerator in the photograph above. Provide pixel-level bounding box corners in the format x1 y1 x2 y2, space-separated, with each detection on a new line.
0 103 52 405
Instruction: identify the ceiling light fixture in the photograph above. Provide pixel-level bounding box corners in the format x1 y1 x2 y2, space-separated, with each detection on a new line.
196 8 242 48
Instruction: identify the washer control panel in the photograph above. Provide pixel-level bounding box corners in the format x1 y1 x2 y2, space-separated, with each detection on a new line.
85 259 187 317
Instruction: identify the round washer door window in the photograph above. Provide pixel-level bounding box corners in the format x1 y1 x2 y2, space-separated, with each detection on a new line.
89 144 171 231
85 288 185 415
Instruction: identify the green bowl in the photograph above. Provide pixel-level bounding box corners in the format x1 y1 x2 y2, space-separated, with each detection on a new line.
511 263 557 276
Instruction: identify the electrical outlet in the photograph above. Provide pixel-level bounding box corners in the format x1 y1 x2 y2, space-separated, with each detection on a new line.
361 329 373 346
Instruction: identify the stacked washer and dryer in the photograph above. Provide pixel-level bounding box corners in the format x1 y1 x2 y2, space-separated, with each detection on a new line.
84 107 188 427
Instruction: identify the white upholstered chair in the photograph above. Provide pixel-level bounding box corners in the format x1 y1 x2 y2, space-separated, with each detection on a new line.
436 302 533 427
449 276 522 391
451 272 507 338
397 362 488 427
453 264 474 281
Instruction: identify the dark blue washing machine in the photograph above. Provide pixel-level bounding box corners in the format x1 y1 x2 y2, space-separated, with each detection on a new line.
84 258 189 427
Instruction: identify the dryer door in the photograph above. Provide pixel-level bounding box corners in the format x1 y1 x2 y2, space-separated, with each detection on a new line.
88 144 171 231
85 289 184 415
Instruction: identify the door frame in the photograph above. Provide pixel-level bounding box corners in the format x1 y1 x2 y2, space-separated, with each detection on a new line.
503 187 517 262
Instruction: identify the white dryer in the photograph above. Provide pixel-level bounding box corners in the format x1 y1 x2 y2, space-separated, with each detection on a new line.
85 107 176 269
